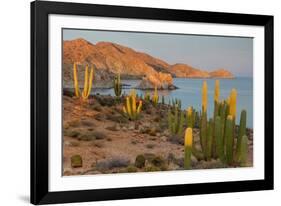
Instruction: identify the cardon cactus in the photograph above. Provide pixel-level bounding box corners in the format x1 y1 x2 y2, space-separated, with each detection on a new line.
186 106 194 128
236 110 247 159
200 111 208 157
214 80 220 103
152 86 159 106
144 91 150 102
161 96 165 104
123 91 142 120
113 73 122 97
73 63 80 97
73 63 94 101
225 115 234 164
206 118 213 160
184 127 193 169
237 135 248 166
229 89 237 118
168 105 185 136
202 81 208 112
215 116 224 161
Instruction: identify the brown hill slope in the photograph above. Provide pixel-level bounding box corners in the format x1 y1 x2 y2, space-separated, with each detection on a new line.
63 38 234 89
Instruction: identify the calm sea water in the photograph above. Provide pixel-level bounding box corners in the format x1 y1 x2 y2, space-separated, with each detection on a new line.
93 77 253 128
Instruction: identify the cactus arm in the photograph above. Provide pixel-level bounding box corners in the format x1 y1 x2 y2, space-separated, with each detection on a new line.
237 135 248 166
200 111 208 157
229 89 237 118
206 119 213 160
86 65 94 97
214 80 220 103
202 81 208 112
236 110 247 157
225 115 234 165
215 116 224 162
184 128 193 169
136 100 142 116
73 63 80 97
125 97 132 118
81 65 89 100
132 95 136 118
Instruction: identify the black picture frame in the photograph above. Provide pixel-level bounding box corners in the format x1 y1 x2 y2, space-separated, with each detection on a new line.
31 0 274 205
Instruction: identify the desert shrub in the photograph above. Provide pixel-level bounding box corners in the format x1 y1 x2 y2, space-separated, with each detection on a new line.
90 103 103 112
64 129 80 138
93 142 104 148
70 141 80 147
95 157 130 171
71 155 83 168
167 135 184 145
81 120 95 127
106 125 119 131
125 165 138 173
68 119 81 127
106 114 129 124
94 113 107 121
151 156 166 168
135 155 146 168
146 144 155 149
144 166 160 172
92 131 106 140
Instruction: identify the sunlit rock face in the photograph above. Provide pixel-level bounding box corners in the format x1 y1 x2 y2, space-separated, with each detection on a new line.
63 38 234 89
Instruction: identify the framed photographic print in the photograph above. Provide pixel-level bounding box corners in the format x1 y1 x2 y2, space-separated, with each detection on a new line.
31 0 274 204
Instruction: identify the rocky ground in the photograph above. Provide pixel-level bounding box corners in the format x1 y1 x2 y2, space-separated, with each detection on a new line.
63 93 253 176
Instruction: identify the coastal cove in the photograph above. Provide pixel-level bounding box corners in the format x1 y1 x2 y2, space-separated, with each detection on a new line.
89 77 253 128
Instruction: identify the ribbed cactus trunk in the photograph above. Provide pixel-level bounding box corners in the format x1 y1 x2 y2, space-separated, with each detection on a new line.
236 110 247 157
215 116 224 162
237 135 248 166
186 107 194 128
225 115 234 165
200 111 208 158
113 73 122 97
73 63 80 97
206 118 213 160
184 128 193 169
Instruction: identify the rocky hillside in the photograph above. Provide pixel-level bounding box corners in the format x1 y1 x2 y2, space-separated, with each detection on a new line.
63 38 234 89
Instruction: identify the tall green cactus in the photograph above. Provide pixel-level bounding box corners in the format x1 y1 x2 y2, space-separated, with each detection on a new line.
206 118 213 160
186 107 194 128
113 73 122 97
236 110 247 157
144 91 150 102
184 128 193 169
215 116 224 162
237 135 248 166
152 86 159 106
200 111 208 157
225 115 234 164
167 105 185 136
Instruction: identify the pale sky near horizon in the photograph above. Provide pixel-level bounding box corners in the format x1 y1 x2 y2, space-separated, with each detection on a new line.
63 29 253 77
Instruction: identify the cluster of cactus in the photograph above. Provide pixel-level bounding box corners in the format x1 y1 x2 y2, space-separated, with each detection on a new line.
113 73 122 98
152 86 159 106
167 103 185 136
73 63 94 101
196 80 248 166
123 89 142 120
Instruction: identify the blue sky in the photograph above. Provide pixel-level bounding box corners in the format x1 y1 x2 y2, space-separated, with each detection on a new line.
63 29 253 77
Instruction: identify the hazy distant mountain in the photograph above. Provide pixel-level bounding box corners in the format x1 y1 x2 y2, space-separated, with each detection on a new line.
63 38 234 89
